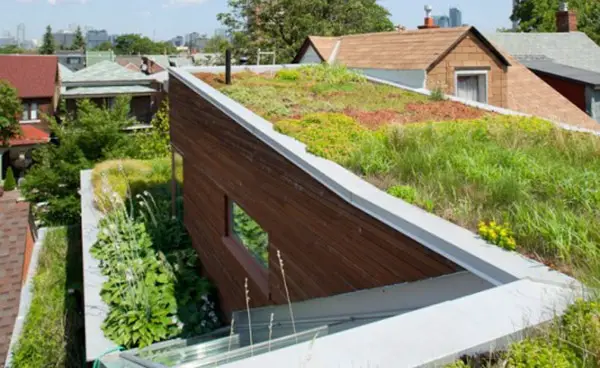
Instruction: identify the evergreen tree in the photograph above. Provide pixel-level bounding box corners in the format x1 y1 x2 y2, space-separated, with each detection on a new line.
72 26 86 50
39 25 56 55
3 167 16 191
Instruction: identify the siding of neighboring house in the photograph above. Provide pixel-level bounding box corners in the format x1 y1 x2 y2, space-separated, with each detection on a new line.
533 72 587 112
298 45 324 64
427 34 508 108
355 68 427 89
170 77 461 316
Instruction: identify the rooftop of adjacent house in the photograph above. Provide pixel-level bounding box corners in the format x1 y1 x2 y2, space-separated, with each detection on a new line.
485 32 600 74
58 63 74 79
61 85 157 98
520 58 600 87
62 60 153 84
9 125 51 146
0 55 58 98
296 27 510 70
85 50 116 66
0 192 31 367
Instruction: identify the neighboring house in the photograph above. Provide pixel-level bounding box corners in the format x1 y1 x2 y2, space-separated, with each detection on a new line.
116 56 143 73
294 17 598 131
0 55 57 180
61 61 163 123
86 50 116 67
486 4 600 123
0 192 35 368
56 50 86 72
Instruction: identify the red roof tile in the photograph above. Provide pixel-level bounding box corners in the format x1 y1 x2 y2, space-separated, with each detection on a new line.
0 55 58 99
0 192 31 367
9 124 51 146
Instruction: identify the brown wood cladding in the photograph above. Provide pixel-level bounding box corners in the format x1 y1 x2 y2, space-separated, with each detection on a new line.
170 77 461 316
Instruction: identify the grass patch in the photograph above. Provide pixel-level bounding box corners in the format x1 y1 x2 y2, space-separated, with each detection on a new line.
11 227 84 368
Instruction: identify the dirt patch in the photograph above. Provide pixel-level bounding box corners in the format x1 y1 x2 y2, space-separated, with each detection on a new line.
194 72 226 87
397 100 489 124
343 108 401 130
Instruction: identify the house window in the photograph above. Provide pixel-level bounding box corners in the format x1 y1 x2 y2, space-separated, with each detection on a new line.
228 200 269 268
455 70 488 104
21 103 39 122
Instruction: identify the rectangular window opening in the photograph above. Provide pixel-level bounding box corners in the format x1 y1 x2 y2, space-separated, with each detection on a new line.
22 103 30 121
455 71 488 104
30 102 38 120
228 201 269 269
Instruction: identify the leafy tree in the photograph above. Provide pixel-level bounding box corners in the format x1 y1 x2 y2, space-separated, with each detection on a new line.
0 45 25 54
512 0 600 45
114 34 177 55
72 26 86 50
93 41 113 51
217 0 394 63
203 35 231 54
39 25 56 55
3 167 16 191
128 99 171 159
0 80 22 146
21 96 136 225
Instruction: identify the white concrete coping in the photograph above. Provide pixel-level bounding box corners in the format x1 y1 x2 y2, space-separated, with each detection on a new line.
5 228 48 368
169 64 580 289
222 279 582 368
80 169 119 362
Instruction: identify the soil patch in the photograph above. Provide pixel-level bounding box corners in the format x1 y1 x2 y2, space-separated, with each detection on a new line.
343 108 401 129
397 101 490 124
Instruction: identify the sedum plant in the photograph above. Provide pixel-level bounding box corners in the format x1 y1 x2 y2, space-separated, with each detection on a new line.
478 221 517 251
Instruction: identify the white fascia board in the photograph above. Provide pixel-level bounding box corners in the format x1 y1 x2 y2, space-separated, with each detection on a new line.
221 279 581 368
168 66 579 288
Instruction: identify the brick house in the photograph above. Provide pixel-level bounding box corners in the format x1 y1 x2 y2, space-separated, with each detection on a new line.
0 55 58 181
487 3 600 124
295 15 598 131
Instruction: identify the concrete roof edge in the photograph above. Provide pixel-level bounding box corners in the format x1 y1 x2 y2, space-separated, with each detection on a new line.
169 65 580 288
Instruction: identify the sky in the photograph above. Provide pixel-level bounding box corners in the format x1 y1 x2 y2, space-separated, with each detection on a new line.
0 0 514 42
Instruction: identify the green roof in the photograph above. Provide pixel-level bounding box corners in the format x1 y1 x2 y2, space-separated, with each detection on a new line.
62 85 156 97
63 61 152 83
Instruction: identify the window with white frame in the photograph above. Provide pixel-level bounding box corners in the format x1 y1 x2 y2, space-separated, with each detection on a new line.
21 102 39 122
455 70 488 104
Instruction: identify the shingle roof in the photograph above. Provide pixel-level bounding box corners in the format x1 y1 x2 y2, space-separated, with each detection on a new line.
9 124 51 146
297 27 509 71
485 32 600 74
521 59 600 86
58 63 74 80
63 61 152 83
0 193 30 367
0 55 58 98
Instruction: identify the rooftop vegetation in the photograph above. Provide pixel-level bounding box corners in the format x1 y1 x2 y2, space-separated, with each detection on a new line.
197 64 600 367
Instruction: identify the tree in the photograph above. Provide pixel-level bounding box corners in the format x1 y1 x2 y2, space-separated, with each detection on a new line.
39 25 56 55
93 41 113 51
203 35 231 54
21 96 136 225
72 26 86 50
217 0 394 63
511 0 600 45
3 167 16 191
114 34 177 55
0 80 22 146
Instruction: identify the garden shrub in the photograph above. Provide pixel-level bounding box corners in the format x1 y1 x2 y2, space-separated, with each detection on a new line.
478 221 517 251
559 299 600 361
429 87 445 101
3 167 16 191
275 113 365 162
506 338 574 368
297 63 366 85
275 69 300 81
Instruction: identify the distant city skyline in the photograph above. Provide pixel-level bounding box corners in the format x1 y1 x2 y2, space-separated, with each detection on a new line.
0 0 514 43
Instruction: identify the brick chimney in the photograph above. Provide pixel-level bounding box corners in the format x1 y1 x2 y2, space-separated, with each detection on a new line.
556 2 577 32
418 5 440 29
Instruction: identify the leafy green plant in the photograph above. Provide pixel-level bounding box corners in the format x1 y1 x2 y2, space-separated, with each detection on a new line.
0 80 22 145
275 69 300 81
478 221 517 251
559 299 600 361
506 338 574 368
387 185 418 204
429 87 445 101
3 166 16 191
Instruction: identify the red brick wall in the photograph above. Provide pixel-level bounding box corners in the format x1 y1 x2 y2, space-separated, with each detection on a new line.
533 72 587 113
170 77 461 316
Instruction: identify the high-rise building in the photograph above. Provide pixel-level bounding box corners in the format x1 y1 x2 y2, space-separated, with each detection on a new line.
52 29 76 49
86 29 109 49
449 7 462 27
171 35 184 47
433 15 451 28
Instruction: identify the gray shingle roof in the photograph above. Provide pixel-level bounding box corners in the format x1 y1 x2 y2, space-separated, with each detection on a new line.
522 59 600 86
63 60 152 83
486 32 600 74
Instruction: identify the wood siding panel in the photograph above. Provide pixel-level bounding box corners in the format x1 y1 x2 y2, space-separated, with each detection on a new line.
170 77 461 316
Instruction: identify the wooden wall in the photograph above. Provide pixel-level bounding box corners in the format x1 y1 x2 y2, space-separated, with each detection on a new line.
170 76 461 316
